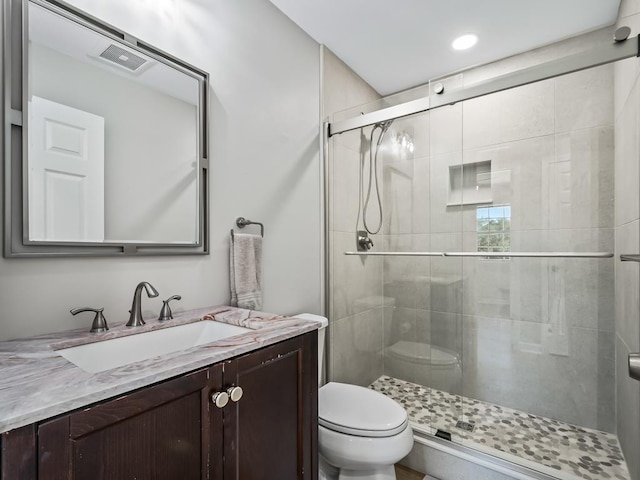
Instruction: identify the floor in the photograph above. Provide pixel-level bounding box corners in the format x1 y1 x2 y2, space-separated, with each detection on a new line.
395 464 426 480
371 376 630 480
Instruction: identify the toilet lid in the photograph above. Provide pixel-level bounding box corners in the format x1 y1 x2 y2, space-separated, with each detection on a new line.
318 382 408 438
386 341 460 366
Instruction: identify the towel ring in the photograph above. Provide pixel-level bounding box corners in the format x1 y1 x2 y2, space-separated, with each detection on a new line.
234 217 264 237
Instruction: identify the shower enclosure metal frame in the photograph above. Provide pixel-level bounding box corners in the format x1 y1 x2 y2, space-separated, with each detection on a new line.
328 32 639 138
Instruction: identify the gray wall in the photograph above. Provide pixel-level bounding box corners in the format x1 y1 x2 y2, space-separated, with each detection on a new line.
615 1 640 478
0 0 322 341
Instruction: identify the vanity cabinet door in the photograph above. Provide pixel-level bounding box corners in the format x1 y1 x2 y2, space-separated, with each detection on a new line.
38 365 223 480
222 331 317 480
1 425 37 480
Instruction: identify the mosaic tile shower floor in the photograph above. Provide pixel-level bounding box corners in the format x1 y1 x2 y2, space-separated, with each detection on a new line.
370 376 629 480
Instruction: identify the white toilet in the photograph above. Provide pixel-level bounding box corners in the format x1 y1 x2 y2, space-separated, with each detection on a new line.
296 314 414 480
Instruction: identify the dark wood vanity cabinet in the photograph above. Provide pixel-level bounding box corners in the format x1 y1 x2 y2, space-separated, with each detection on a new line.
223 334 317 480
1 332 317 480
37 366 217 480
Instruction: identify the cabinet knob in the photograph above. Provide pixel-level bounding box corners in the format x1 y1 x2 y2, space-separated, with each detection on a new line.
211 391 229 408
227 386 243 402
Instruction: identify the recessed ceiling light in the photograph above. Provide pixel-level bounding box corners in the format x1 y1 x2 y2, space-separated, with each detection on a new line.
452 34 478 51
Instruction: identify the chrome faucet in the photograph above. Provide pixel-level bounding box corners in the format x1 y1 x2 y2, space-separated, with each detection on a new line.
126 281 159 327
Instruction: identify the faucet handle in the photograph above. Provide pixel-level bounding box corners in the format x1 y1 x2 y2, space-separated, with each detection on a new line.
357 231 374 251
71 307 109 333
158 295 182 322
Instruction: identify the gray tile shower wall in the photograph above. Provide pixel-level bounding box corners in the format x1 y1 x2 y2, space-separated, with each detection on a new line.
461 314 615 431
330 308 384 386
615 0 640 478
323 47 384 384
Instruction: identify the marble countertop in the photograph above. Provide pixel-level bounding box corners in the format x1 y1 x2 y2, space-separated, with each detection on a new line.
0 306 318 434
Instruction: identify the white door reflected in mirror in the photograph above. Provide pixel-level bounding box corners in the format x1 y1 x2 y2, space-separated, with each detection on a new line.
28 96 105 242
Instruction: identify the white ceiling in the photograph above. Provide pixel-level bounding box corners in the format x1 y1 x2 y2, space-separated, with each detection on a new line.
269 0 621 95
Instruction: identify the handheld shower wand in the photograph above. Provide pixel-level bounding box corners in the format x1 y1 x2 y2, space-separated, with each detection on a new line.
361 120 393 235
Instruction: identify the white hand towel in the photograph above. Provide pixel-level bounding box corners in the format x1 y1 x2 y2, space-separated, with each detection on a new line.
230 232 263 310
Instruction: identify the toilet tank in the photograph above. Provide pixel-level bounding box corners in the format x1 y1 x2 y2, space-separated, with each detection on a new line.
294 313 328 386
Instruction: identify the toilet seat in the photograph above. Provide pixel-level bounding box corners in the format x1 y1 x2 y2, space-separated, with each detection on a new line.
319 382 408 438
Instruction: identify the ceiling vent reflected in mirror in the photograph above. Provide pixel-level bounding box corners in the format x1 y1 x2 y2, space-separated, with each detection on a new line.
96 44 152 74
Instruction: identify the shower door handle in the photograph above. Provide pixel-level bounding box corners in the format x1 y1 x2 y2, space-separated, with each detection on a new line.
630 353 640 381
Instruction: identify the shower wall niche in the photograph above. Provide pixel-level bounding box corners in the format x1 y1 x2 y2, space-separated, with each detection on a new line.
327 59 621 478
447 160 492 206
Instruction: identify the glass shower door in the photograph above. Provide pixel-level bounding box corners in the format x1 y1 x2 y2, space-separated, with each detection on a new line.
378 108 435 428
327 58 621 479
425 77 466 440
433 65 617 476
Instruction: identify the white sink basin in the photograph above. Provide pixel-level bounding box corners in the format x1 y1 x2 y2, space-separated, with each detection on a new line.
57 320 252 373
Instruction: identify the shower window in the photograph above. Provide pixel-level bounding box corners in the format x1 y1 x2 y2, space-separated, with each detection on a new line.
476 205 510 253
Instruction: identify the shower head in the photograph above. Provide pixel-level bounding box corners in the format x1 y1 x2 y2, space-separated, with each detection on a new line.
376 120 393 133
374 120 394 146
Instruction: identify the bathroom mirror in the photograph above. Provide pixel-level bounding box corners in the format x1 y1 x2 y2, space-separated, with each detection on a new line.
3 0 209 256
